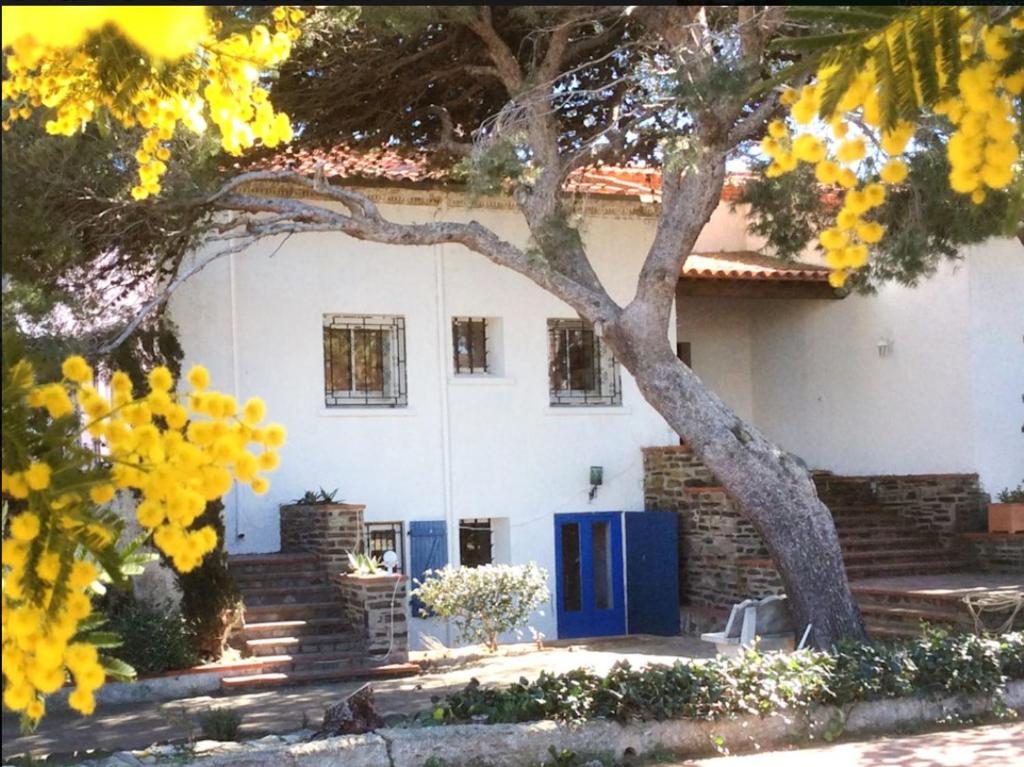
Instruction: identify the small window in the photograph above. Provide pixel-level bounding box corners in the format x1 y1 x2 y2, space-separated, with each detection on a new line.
365 522 404 572
547 319 621 406
323 314 407 407
459 518 493 567
452 317 489 374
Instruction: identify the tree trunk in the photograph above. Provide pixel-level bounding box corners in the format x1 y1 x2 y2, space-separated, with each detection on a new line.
604 312 867 648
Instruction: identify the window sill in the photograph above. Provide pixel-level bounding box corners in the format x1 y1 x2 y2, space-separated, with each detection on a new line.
544 406 631 416
448 375 516 386
318 407 416 418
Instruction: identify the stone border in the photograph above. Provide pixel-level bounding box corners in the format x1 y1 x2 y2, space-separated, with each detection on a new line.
169 681 1024 767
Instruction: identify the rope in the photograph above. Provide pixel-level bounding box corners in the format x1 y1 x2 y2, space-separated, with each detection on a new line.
962 590 1024 635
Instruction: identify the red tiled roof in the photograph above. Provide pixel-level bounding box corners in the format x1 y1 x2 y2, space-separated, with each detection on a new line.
251 145 749 201
682 252 831 282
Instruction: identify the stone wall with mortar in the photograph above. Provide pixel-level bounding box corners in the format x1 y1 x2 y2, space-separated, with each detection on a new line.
642 446 783 608
280 502 365 582
336 574 410 660
874 474 988 543
962 533 1024 574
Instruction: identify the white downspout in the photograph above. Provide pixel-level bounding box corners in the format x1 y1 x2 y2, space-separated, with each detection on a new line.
433 195 456 646
228 250 244 543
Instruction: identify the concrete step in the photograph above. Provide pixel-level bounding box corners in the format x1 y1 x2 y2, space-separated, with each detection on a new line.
220 662 420 692
237 617 352 640
237 584 335 606
243 601 342 622
245 633 365 657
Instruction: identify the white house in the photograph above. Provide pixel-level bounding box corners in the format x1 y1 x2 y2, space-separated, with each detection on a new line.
170 153 1024 646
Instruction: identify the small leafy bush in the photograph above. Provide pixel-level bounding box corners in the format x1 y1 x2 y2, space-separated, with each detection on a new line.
423 631 1024 726
105 597 198 675
198 707 243 741
412 563 550 651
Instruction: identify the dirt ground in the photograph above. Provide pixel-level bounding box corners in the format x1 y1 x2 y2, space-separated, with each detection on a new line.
2 634 712 761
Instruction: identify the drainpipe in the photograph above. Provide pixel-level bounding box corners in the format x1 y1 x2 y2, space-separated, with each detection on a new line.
228 250 244 544
433 194 456 646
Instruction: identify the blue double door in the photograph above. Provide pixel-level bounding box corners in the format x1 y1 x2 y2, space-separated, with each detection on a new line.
554 511 678 639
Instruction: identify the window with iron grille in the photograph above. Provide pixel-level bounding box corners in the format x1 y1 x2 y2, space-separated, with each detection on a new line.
452 317 489 374
459 518 493 567
323 314 407 407
547 319 621 406
364 522 404 572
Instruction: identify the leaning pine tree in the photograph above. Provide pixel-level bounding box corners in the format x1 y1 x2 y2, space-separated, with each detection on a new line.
6 6 1021 648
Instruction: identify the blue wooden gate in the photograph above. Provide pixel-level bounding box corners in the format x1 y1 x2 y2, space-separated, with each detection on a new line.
554 512 626 638
624 511 680 635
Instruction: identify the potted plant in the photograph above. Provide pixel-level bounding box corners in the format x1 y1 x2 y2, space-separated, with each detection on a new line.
988 484 1024 534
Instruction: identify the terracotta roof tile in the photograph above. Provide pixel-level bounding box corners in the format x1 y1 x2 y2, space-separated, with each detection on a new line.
252 146 749 201
682 252 831 282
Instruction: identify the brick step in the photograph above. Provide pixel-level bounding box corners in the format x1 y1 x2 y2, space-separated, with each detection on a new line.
245 633 365 657
864 622 931 640
839 536 939 552
857 600 972 627
841 548 953 563
236 585 335 606
237 617 352 640
849 586 970 611
228 553 320 575
220 662 420 692
833 515 912 529
232 571 329 589
826 505 888 516
243 601 342 622
844 561 965 579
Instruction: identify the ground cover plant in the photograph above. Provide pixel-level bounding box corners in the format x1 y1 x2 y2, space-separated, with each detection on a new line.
422 630 1024 725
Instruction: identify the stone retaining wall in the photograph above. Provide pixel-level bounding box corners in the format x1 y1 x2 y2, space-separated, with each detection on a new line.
160 681 1024 767
336 574 410 660
280 502 365 582
642 447 782 608
963 533 1024 574
874 474 987 544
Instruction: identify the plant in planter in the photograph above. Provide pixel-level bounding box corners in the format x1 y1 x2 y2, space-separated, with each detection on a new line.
347 551 383 576
293 487 342 505
989 484 1024 534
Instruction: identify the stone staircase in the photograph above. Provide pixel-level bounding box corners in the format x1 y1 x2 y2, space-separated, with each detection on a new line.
813 475 974 638
224 552 418 690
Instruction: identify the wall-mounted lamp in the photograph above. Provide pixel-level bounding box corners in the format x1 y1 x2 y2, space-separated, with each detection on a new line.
876 337 893 358
589 466 604 502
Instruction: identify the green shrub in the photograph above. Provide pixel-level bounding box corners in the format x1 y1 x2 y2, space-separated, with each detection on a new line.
171 500 242 659
198 707 243 741
105 597 198 675
424 631 1024 726
412 563 549 651
997 485 1024 503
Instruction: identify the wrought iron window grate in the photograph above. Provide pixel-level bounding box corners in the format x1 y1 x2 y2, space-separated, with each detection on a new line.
547 319 622 406
452 317 489 374
323 314 407 407
365 521 404 572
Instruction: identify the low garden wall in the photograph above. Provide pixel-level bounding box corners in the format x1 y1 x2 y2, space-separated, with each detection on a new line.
336 573 411 661
874 473 987 544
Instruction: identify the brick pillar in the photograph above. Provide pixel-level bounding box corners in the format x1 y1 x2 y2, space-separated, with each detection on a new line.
336 574 409 661
279 502 365 582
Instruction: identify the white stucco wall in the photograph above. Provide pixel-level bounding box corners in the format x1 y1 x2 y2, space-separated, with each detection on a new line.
172 188 1022 644
739 238 1023 493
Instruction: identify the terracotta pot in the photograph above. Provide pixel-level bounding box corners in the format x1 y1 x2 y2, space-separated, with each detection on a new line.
988 503 1024 534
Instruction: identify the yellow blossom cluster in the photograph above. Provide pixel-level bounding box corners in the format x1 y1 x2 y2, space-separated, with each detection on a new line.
768 9 1023 287
1 6 304 200
2 356 285 724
